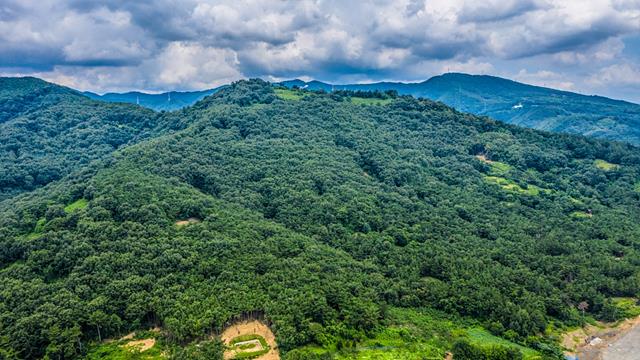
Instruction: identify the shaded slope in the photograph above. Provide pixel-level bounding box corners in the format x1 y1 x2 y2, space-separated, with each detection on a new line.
0 77 163 202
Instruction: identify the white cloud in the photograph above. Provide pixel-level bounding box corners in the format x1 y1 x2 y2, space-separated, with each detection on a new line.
513 69 576 91
0 0 638 101
588 63 640 86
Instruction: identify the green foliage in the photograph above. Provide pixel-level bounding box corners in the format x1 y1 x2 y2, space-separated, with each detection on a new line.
0 77 163 202
64 198 88 213
275 88 304 101
612 298 640 318
466 328 537 359
594 159 619 171
350 97 392 106
1 79 639 359
484 176 548 196
282 73 640 145
84 341 164 360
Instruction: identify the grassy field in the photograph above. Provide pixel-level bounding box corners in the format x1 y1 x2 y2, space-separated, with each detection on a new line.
594 159 619 171
466 327 541 359
64 198 88 212
612 298 640 318
484 176 549 196
84 340 164 360
570 211 593 219
296 308 540 360
275 88 304 101
350 97 393 106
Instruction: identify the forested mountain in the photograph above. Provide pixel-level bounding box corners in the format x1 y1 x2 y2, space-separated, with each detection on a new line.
281 73 640 144
1 79 639 359
83 74 640 145
84 87 222 111
0 77 168 202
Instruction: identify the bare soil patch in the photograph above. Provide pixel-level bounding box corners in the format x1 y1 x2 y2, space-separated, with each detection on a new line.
475 154 492 163
563 316 640 359
221 320 279 360
175 217 200 226
123 338 156 352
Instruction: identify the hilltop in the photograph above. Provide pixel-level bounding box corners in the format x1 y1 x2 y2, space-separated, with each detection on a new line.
281 73 640 145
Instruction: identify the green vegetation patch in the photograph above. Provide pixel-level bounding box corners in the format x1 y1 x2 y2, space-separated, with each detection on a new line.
350 97 393 106
484 176 549 196
306 308 542 360
594 159 619 171
228 334 269 359
466 327 540 359
64 198 88 213
612 297 640 318
274 88 303 101
84 341 164 360
570 211 592 219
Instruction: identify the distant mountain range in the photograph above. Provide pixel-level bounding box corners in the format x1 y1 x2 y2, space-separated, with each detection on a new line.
83 87 223 111
81 73 640 145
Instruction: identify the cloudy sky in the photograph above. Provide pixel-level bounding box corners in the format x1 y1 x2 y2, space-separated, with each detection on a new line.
1 0 639 102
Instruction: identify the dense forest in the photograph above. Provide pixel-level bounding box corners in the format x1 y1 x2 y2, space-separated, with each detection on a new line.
0 77 170 202
1 79 639 359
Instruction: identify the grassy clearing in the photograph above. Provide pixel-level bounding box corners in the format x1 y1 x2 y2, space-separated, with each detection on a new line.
476 155 512 176
594 159 619 171
84 340 164 360
64 198 88 213
300 308 540 360
484 176 549 196
570 211 593 219
274 88 303 101
228 334 270 359
612 298 640 318
466 327 541 359
350 97 393 106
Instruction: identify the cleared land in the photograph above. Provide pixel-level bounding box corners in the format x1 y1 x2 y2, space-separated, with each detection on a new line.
221 320 279 360
175 217 200 226
85 329 164 359
274 88 303 101
562 316 640 360
594 159 619 171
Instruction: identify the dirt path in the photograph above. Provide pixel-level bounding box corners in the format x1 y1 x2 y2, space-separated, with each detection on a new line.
220 320 279 360
563 317 640 360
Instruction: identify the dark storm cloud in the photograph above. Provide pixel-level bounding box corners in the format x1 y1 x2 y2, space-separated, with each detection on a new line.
0 0 638 102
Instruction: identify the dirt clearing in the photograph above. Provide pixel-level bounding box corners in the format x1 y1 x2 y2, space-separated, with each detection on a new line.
221 320 279 360
124 338 156 352
175 217 200 226
563 316 640 360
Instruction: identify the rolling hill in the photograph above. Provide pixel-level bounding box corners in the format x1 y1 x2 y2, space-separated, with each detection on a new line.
87 74 640 145
281 73 640 144
0 77 168 202
1 79 639 359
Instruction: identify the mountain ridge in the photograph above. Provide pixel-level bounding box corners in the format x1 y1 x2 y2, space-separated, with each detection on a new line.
73 73 640 144
2 79 639 359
